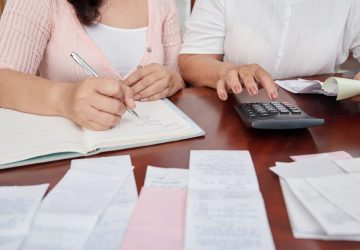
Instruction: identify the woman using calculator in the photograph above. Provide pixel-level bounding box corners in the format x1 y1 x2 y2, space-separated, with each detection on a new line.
0 0 185 130
179 0 360 102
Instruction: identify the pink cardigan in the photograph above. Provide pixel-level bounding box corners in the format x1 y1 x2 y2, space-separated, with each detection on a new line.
0 0 182 82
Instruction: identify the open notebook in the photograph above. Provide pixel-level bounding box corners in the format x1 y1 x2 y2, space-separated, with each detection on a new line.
0 99 205 169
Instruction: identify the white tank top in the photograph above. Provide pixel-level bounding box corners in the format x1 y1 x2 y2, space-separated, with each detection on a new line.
84 23 147 76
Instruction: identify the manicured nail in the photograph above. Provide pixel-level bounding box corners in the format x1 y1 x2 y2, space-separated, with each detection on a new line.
250 87 258 95
126 98 136 109
234 85 241 94
271 92 278 100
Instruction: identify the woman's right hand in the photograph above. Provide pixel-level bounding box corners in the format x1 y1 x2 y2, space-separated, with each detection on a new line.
216 64 278 101
60 77 135 130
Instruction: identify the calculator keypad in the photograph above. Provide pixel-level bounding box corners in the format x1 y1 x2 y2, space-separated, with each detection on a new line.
234 102 324 129
241 102 302 118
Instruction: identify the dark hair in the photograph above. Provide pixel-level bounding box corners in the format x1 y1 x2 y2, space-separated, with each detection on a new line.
67 0 105 25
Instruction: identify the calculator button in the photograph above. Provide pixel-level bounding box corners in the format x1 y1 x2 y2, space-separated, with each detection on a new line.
290 109 301 114
279 110 290 114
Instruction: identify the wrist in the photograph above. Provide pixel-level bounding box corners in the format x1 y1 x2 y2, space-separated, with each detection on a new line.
170 70 185 90
50 82 74 118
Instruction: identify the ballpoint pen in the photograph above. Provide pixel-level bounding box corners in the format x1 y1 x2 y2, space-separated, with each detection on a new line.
70 52 140 119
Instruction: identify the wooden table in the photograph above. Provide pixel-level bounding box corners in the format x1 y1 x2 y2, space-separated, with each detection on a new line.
0 75 359 250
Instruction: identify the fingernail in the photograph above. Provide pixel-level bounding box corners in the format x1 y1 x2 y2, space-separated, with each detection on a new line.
126 98 136 109
134 94 140 100
234 85 241 94
140 98 148 102
250 87 258 95
271 92 278 100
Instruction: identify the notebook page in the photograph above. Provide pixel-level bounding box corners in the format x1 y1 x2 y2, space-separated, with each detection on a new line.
0 109 86 165
83 100 194 149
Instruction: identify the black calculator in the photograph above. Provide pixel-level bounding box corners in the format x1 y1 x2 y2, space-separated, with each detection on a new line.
234 102 324 129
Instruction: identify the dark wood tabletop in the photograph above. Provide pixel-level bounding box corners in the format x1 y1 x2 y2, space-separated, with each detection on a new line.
0 74 359 250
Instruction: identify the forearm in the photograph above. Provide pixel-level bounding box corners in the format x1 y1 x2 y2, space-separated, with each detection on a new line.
178 54 237 88
0 69 70 116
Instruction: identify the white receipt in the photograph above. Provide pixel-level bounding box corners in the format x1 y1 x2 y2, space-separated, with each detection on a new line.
0 184 48 250
144 166 188 189
185 151 274 250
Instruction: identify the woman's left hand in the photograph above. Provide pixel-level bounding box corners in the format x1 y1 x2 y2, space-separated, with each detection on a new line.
349 72 360 102
123 63 185 101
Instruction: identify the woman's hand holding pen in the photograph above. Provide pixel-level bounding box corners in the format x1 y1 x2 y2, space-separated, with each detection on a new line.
123 63 185 101
59 78 135 131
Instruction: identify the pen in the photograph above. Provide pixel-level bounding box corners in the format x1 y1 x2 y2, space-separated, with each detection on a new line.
70 52 140 119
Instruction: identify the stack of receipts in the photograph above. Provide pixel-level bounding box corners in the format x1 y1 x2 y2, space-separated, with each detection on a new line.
270 151 360 240
275 77 360 100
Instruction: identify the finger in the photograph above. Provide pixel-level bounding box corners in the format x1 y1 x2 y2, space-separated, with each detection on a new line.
85 106 120 128
144 88 170 101
253 66 278 100
84 120 110 131
93 79 123 98
226 70 242 94
123 64 158 87
216 79 228 101
90 93 127 116
135 78 169 101
238 67 258 96
132 74 167 100
355 72 360 80
120 85 136 109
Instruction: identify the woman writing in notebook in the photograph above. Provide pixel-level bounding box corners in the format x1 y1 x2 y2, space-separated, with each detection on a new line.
179 0 360 102
0 0 185 130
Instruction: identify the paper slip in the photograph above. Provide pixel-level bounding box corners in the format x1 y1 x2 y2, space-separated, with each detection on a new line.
0 184 48 250
290 151 352 162
71 156 138 250
279 179 360 241
275 79 335 96
84 173 137 250
286 178 360 235
185 151 274 250
121 166 188 250
144 166 188 189
71 155 132 169
22 161 133 250
323 77 360 100
188 150 259 192
334 158 360 173
272 152 360 240
270 156 344 179
306 174 360 224
121 187 186 250
185 190 275 250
